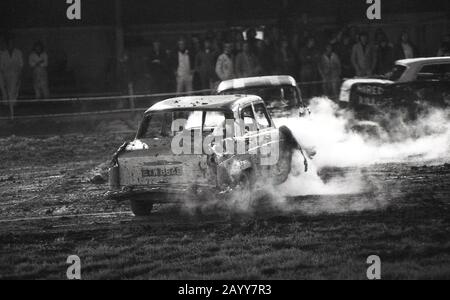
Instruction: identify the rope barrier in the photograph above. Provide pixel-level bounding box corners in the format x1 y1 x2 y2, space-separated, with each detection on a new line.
0 79 342 121
10 88 214 104
8 79 339 104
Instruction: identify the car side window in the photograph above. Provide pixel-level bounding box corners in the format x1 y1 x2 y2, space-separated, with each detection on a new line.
253 103 271 129
418 64 450 80
240 105 257 134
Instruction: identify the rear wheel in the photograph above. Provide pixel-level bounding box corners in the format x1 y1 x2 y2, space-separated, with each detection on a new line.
236 171 253 204
130 200 154 216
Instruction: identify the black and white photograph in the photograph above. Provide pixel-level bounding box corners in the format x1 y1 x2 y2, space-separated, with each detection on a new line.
0 0 449 284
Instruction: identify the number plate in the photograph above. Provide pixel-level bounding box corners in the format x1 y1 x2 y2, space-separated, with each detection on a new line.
141 166 183 178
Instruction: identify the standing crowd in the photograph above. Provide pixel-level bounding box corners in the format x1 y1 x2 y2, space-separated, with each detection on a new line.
0 36 49 119
1 15 450 119
122 17 450 101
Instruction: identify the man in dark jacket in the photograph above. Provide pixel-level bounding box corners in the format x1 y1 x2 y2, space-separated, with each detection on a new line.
195 39 218 90
299 37 320 98
394 31 417 60
375 34 394 75
148 40 169 93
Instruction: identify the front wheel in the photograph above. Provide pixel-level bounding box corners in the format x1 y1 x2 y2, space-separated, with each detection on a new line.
130 200 154 216
272 126 297 185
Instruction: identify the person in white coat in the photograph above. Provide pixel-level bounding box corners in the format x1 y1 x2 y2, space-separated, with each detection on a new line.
29 41 50 99
351 32 376 77
0 37 23 119
318 43 341 99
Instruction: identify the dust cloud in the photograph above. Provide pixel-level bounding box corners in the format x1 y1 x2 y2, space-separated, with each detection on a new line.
178 97 450 215
277 97 450 169
273 97 450 200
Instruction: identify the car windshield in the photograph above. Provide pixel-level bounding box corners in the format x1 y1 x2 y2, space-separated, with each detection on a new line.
386 64 407 81
220 86 299 108
137 110 229 139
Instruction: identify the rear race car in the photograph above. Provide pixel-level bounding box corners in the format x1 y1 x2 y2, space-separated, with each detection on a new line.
340 57 450 130
217 75 309 119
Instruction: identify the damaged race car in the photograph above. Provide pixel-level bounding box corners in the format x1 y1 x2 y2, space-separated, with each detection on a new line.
339 57 450 121
107 95 308 216
216 75 309 118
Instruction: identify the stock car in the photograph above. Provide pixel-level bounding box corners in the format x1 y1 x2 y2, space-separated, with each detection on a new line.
339 57 450 120
216 75 309 118
107 95 309 216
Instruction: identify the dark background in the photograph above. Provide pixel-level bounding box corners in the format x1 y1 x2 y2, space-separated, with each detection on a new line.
0 0 448 102
1 0 449 28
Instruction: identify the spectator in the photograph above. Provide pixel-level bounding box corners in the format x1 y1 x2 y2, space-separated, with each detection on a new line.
0 38 6 103
195 39 218 90
148 40 169 93
245 28 258 51
394 31 417 60
256 38 275 75
348 26 360 46
215 42 234 81
275 38 296 76
336 34 355 78
117 50 133 109
351 32 377 76
269 26 281 46
299 37 320 98
174 38 194 94
234 40 243 57
235 41 261 78
297 13 313 46
374 32 394 75
29 41 50 99
190 35 202 91
318 43 341 99
437 34 450 57
0 36 23 119
278 0 295 36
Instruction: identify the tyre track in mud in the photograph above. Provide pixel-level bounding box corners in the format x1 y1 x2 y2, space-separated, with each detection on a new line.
1 131 449 230
1 160 449 280
1 161 449 232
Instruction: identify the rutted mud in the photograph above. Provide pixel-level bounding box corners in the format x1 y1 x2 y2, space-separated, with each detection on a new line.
0 133 450 279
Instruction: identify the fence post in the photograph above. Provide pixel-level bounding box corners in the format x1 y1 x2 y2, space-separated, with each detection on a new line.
128 82 135 110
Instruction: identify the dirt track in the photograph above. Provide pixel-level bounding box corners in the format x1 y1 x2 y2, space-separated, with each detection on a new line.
0 134 449 279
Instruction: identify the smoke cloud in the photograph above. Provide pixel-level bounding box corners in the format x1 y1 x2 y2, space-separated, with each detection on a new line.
180 97 450 215
277 97 450 169
271 97 450 205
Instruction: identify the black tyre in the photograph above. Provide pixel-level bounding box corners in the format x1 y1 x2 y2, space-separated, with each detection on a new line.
130 200 154 216
273 126 297 185
236 171 254 204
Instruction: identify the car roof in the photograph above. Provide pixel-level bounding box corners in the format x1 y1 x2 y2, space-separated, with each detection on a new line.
145 95 263 114
397 56 450 67
217 75 297 93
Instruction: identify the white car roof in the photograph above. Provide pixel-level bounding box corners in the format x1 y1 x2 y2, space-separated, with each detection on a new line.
397 56 450 67
217 76 297 93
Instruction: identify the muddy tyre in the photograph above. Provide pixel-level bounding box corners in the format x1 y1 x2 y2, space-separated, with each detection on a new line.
273 126 297 185
130 200 154 216
230 170 256 210
236 171 254 202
